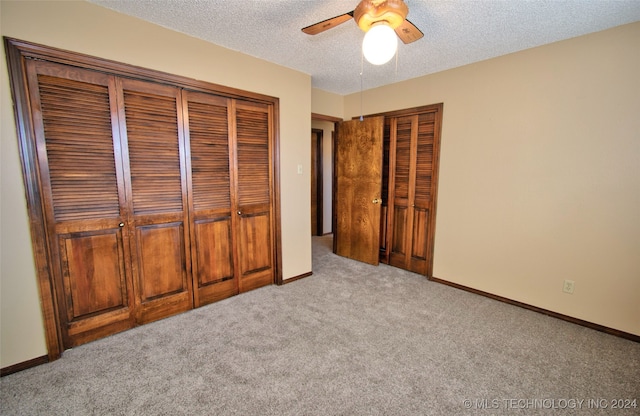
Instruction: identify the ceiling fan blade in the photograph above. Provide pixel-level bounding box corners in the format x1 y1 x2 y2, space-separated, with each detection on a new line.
302 11 354 35
395 19 423 44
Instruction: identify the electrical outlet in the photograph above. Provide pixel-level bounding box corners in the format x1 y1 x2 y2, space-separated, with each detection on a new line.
563 279 575 294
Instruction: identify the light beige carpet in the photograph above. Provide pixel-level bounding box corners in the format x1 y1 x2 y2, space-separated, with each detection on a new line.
1 235 638 415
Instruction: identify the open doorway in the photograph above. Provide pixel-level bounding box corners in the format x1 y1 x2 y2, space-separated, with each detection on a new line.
311 128 323 236
311 113 341 236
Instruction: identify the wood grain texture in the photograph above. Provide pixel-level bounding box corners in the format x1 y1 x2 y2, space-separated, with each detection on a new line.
194 218 234 285
383 106 443 276
183 91 238 306
186 94 231 211
24 60 136 349
334 117 384 265
235 101 275 292
118 79 193 323
121 81 183 215
61 232 126 318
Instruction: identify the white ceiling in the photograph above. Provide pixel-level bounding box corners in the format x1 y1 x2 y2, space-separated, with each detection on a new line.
88 0 640 95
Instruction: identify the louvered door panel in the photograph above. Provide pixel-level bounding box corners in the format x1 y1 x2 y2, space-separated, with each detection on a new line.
189 99 231 211
393 118 413 200
184 91 237 306
236 106 270 206
39 76 121 222
119 78 192 323
385 108 441 276
414 113 435 206
379 118 392 260
389 116 417 269
25 61 135 348
234 101 274 292
409 113 436 273
123 89 183 215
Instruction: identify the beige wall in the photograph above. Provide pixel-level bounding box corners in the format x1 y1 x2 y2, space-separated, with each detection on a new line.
311 88 343 119
344 22 640 335
1 0 312 367
311 89 342 235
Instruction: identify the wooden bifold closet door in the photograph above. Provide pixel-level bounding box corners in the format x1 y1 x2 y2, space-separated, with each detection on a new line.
233 101 275 292
25 60 137 347
183 93 275 306
118 78 193 324
18 49 276 351
381 106 442 276
183 91 236 306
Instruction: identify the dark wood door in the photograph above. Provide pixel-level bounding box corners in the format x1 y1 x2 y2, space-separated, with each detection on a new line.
117 78 193 323
234 101 275 292
232 101 275 292
387 112 438 274
334 117 384 265
25 60 136 348
183 91 237 306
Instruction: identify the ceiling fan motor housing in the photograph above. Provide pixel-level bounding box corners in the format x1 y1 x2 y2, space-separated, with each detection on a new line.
354 0 409 32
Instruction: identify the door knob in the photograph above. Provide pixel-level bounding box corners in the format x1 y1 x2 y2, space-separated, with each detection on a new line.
372 198 381 204
119 222 125 227
237 211 242 215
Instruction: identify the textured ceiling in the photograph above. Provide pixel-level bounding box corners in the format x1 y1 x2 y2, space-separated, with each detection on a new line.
88 0 640 95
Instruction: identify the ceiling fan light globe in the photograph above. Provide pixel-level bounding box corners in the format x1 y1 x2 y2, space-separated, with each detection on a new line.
362 23 398 65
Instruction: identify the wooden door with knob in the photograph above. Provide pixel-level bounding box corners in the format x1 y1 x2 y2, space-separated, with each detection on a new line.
233 100 275 292
24 60 136 348
387 112 439 275
334 116 384 265
117 78 193 324
183 91 238 306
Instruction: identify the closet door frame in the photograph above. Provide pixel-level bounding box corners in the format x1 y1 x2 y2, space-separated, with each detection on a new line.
4 37 282 361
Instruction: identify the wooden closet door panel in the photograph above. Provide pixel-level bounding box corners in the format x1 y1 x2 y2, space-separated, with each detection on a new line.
183 91 237 306
391 206 408 255
238 209 271 285
409 208 429 273
389 116 418 270
393 117 413 200
61 231 126 318
25 60 135 348
118 78 192 323
234 101 274 292
408 113 436 274
414 113 436 206
136 223 186 299
380 104 443 276
194 219 234 282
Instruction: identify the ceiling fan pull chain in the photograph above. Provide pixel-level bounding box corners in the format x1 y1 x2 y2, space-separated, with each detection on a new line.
360 49 364 121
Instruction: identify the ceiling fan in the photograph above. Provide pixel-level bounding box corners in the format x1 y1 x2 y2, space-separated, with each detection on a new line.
302 0 424 45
